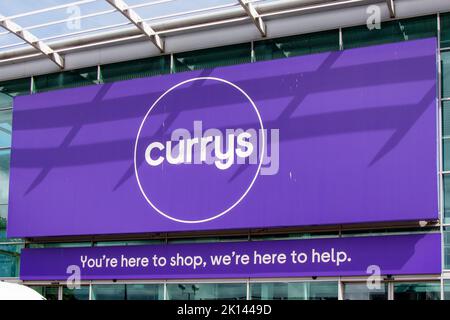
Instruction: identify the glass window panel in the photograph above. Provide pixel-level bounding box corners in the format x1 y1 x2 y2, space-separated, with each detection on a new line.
167 283 246 300
343 282 388 300
254 30 339 62
444 280 450 300
34 66 98 93
0 205 18 242
94 240 164 246
0 110 12 147
174 43 251 72
0 78 31 109
62 286 90 301
168 236 247 244
0 94 11 111
29 242 92 248
0 243 22 278
29 286 59 300
251 231 339 241
0 205 6 240
101 55 171 83
444 139 450 172
0 149 11 205
441 13 450 48
444 103 450 171
443 101 450 137
125 284 164 300
250 281 338 300
394 282 440 300
343 15 437 49
92 284 126 300
443 51 450 98
444 175 450 224
92 284 164 300
444 227 450 269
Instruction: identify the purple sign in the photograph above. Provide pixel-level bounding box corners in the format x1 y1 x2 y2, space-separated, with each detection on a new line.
20 234 441 280
8 38 438 237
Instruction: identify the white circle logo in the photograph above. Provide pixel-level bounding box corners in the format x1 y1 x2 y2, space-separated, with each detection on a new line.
134 77 265 223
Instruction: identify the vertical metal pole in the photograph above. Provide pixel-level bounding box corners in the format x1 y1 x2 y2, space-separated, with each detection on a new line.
246 279 250 300
58 285 63 300
251 41 256 63
338 277 344 300
388 282 394 300
170 53 175 74
97 65 102 84
30 76 34 94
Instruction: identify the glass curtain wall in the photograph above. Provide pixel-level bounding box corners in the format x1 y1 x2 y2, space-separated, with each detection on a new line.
0 77 29 277
0 12 447 298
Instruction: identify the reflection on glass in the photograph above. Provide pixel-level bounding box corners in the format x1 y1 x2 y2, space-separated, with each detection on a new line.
29 242 92 248
0 149 10 205
0 243 21 277
444 51 450 98
394 282 440 300
444 139 450 172
63 286 90 300
0 110 12 147
444 281 450 300
94 240 164 246
445 175 450 224
92 284 125 300
92 284 164 300
126 284 164 300
445 227 450 269
343 283 388 300
30 286 59 300
250 282 338 300
0 204 6 240
167 283 246 300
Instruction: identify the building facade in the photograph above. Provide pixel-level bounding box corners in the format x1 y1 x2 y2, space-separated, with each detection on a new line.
1 1 450 300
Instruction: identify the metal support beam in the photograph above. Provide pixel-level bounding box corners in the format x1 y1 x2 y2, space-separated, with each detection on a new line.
239 0 266 37
387 0 396 18
105 0 164 52
0 16 64 68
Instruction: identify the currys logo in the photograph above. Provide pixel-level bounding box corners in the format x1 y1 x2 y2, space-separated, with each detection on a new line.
134 77 279 224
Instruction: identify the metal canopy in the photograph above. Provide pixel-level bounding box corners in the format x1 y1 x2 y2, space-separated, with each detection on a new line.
238 0 266 37
105 0 164 52
0 0 445 70
0 16 65 68
387 0 396 18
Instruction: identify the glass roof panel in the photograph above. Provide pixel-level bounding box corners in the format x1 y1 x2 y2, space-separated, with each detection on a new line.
0 0 75 17
45 23 134 44
0 0 294 55
29 11 132 40
0 0 246 46
135 0 238 21
12 1 114 28
0 32 24 47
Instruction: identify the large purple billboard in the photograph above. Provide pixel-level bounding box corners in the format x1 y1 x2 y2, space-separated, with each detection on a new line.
20 234 441 280
8 38 438 237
